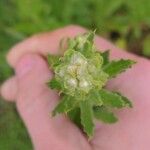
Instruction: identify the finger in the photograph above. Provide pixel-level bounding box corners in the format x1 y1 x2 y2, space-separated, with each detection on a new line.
0 76 18 101
7 25 86 68
7 25 139 69
15 54 91 150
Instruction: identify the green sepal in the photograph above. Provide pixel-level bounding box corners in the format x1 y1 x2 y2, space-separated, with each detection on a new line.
80 100 94 138
47 78 62 90
103 59 136 78
86 31 95 43
68 31 95 58
94 106 118 123
80 40 94 58
47 54 61 69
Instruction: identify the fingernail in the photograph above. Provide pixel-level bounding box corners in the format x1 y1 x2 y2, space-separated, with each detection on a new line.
16 55 35 77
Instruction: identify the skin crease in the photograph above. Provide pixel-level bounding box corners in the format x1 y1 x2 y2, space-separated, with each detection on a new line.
1 25 150 150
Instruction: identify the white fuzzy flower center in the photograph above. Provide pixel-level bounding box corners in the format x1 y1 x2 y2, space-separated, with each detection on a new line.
57 52 97 93
67 78 77 87
79 80 89 88
71 53 87 65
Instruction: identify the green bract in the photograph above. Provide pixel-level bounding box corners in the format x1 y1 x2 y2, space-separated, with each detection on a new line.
47 32 135 138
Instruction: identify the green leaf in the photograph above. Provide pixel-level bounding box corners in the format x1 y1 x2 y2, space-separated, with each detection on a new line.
81 40 94 58
94 106 118 123
80 100 94 138
88 90 103 106
47 54 61 69
115 92 133 108
71 31 96 58
101 50 110 66
99 89 126 108
67 107 82 128
52 95 77 116
47 78 62 90
103 59 136 78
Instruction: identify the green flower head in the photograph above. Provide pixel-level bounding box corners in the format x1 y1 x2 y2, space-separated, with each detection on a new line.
47 31 135 138
55 50 108 95
50 32 108 96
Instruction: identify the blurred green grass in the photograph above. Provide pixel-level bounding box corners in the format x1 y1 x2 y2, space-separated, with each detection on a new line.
0 0 150 149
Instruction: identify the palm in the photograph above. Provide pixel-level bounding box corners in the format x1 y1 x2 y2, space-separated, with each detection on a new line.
1 26 150 150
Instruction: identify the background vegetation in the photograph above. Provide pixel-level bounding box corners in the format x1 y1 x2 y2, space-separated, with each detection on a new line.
0 0 150 149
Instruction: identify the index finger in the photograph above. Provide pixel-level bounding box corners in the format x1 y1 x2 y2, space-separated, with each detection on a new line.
7 25 139 68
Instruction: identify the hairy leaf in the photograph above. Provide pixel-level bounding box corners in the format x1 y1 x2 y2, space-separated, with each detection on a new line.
80 100 94 138
99 89 127 108
52 95 77 116
103 59 135 78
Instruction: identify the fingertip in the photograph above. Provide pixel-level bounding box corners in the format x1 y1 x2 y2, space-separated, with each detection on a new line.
6 36 39 67
0 77 18 102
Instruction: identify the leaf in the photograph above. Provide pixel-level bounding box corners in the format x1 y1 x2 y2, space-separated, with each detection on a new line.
99 89 126 108
103 59 136 78
47 54 61 69
80 100 94 138
94 106 118 123
47 78 62 90
81 41 94 58
88 90 103 106
73 31 96 58
67 107 82 128
52 95 77 116
115 92 133 108
101 50 110 66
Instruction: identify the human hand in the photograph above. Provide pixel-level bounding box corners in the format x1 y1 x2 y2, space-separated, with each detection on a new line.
1 25 150 150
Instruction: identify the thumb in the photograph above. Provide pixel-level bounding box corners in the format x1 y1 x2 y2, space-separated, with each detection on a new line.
15 54 90 150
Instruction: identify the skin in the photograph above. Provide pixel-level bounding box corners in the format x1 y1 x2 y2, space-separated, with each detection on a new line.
1 25 150 150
